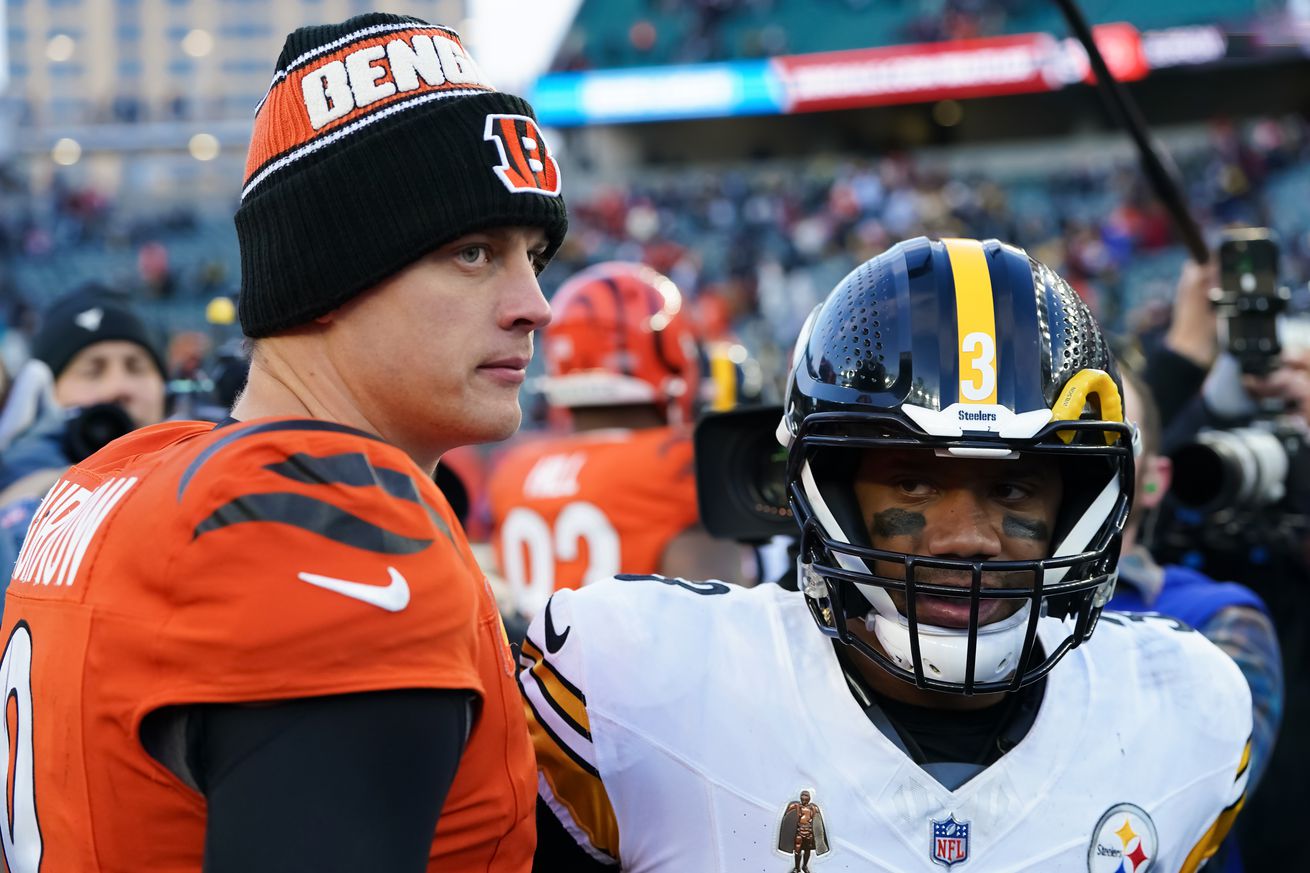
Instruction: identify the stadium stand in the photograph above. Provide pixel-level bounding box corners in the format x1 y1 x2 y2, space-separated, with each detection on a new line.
552 0 1270 70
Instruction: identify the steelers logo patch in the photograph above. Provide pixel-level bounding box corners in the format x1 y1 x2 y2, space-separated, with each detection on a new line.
1088 803 1157 873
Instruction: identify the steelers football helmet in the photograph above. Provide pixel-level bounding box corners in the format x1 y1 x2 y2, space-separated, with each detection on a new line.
780 237 1134 694
539 262 703 424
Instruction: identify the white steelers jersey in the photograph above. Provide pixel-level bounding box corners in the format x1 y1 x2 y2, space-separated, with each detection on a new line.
519 576 1251 873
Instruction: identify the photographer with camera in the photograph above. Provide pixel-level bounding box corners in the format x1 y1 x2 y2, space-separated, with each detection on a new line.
1109 362 1282 873
0 285 166 578
1144 229 1308 872
1142 258 1222 431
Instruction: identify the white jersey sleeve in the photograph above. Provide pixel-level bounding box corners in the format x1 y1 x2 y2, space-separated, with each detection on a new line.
1094 611 1253 872
519 583 621 865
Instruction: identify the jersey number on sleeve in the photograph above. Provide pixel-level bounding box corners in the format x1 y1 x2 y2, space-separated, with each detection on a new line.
1 622 43 872
501 502 620 617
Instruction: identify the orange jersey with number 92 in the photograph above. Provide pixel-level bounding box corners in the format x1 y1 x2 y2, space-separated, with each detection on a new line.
488 427 699 618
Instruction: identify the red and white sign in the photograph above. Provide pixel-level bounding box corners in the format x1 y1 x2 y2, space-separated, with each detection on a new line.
771 24 1149 114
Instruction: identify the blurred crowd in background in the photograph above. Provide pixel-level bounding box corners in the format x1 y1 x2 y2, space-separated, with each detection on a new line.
0 1 1308 868
548 0 1237 69
4 112 1310 414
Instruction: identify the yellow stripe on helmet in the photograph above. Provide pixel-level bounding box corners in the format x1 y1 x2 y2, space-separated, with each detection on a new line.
944 238 998 406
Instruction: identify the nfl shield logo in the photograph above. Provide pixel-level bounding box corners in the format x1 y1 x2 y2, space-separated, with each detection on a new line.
931 815 970 869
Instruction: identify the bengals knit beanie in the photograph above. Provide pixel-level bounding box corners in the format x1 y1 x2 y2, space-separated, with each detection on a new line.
235 12 569 338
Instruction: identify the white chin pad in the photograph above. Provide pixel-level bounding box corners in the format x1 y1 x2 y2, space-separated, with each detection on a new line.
857 585 1032 685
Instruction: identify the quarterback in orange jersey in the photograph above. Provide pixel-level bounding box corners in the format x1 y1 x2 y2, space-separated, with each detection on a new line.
488 261 749 622
0 13 566 873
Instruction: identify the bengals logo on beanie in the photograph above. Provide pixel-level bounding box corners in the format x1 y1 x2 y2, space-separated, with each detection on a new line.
484 114 561 196
235 13 568 339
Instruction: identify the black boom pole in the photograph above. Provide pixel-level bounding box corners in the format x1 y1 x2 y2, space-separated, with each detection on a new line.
1051 0 1210 263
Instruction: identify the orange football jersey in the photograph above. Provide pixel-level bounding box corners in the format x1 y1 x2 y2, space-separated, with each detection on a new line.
488 426 699 617
1 418 534 872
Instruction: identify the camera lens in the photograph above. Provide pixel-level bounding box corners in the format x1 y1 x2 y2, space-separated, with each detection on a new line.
63 403 135 462
1170 428 1288 511
747 431 790 515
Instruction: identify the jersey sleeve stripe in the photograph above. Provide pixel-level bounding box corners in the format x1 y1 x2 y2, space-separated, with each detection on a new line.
193 492 434 554
520 638 591 735
538 775 620 866
263 451 456 543
519 639 593 744
1177 736 1252 873
177 419 386 500
530 713 621 860
1178 792 1245 873
520 685 599 778
265 452 422 501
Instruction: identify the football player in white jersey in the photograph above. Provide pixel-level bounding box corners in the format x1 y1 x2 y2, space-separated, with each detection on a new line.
520 237 1252 873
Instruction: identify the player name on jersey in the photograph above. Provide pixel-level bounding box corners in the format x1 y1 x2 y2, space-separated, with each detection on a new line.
11 476 138 588
523 452 586 499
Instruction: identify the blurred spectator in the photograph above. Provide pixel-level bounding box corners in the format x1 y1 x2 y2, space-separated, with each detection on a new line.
0 286 167 583
208 340 251 410
1218 346 1310 873
1136 259 1221 434
488 262 751 639
7 115 1310 369
1110 363 1282 873
137 241 176 299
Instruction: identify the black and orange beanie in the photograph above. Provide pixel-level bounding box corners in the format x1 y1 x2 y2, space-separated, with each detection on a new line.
235 13 568 338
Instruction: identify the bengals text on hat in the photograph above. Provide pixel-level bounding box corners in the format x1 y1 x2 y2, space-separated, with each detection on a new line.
301 32 486 130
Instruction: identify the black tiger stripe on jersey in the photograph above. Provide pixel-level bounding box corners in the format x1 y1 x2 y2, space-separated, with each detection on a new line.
266 452 420 501
178 419 386 501
193 492 434 554
266 452 456 543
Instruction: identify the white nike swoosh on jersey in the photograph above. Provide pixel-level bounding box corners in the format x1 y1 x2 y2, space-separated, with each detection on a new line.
296 566 411 612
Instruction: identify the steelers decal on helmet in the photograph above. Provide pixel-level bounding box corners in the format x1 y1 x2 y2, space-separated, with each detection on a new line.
944 237 998 406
